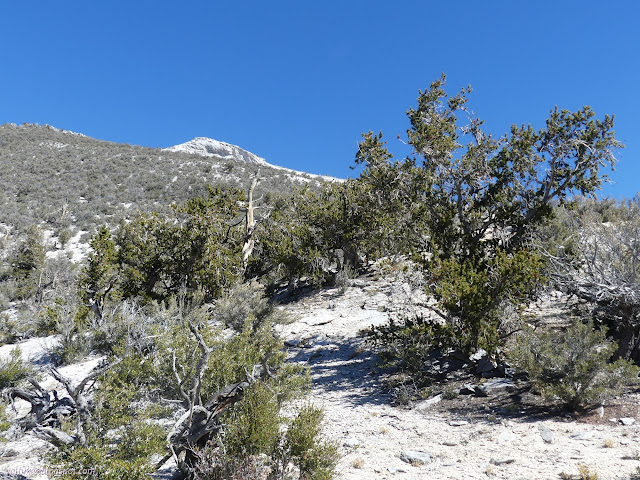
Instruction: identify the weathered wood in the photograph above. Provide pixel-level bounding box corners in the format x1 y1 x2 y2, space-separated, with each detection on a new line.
32 426 76 447
3 359 120 449
242 175 259 269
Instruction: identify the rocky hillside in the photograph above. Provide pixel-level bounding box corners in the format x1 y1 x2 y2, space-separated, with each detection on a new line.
0 123 334 237
1 270 639 480
276 277 640 480
165 136 340 182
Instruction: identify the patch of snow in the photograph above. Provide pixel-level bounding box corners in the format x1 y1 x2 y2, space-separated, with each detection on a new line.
46 125 88 137
165 137 270 166
44 229 89 263
0 335 60 364
267 163 342 183
39 141 68 149
165 137 343 183
65 230 90 263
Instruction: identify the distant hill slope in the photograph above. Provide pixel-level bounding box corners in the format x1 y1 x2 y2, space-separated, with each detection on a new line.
0 123 335 238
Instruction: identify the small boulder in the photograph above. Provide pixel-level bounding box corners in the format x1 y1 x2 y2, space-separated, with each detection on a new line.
571 430 594 440
343 437 359 448
469 349 487 362
490 457 516 465
415 394 442 411
476 356 497 376
459 384 476 395
480 378 515 394
400 450 431 465
449 420 469 426
538 425 554 444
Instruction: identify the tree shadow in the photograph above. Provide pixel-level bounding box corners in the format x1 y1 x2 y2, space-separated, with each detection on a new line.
439 386 574 424
285 334 394 407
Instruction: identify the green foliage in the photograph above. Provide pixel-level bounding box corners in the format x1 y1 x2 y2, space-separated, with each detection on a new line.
354 132 429 258
125 185 244 302
214 282 277 332
155 313 305 404
357 74 620 356
192 447 272 480
79 186 246 307
46 297 89 366
46 298 325 479
0 347 35 389
224 382 281 457
78 225 120 311
366 315 444 372
57 228 73 248
7 226 46 301
193 402 338 480
249 183 363 288
50 354 170 479
508 320 639 409
0 313 27 345
282 404 339 480
51 430 163 480
0 402 12 432
249 174 411 289
432 249 546 353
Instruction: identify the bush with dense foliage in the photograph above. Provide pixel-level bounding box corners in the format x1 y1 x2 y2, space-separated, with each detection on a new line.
78 186 246 310
0 347 35 389
46 284 335 480
248 181 369 288
508 319 639 409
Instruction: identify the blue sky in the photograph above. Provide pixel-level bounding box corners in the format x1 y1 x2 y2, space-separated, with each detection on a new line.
1 1 638 198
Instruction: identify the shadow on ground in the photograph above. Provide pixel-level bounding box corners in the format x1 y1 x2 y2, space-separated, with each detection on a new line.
286 334 394 407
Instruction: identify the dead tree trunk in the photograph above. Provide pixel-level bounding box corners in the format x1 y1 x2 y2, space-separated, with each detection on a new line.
242 176 259 271
3 358 121 448
561 281 640 362
157 321 272 479
539 210 640 363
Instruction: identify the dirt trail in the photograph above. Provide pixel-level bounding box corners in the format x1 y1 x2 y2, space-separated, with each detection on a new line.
278 280 640 480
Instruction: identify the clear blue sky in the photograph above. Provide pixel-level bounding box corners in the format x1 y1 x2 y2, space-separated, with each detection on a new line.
2 1 638 198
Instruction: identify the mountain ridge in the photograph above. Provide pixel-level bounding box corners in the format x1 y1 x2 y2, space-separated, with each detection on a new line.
165 136 341 183
0 123 335 236
164 137 270 167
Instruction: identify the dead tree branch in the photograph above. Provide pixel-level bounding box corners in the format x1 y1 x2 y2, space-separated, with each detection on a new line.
3 358 121 448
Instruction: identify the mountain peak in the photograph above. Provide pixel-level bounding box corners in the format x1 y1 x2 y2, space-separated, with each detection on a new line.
164 137 269 166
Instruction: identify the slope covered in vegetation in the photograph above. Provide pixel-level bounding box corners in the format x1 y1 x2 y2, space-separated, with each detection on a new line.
0 76 638 480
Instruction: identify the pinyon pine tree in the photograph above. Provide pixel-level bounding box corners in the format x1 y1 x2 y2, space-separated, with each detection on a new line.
363 74 621 355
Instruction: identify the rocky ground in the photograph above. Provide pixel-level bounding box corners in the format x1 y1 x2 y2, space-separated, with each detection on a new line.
276 276 640 480
1 272 639 480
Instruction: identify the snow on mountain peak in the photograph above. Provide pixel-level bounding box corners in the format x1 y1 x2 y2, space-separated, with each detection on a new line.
164 137 269 166
165 136 343 184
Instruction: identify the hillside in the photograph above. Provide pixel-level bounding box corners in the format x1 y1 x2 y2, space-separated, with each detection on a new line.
0 123 334 237
0 83 637 480
2 272 639 480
